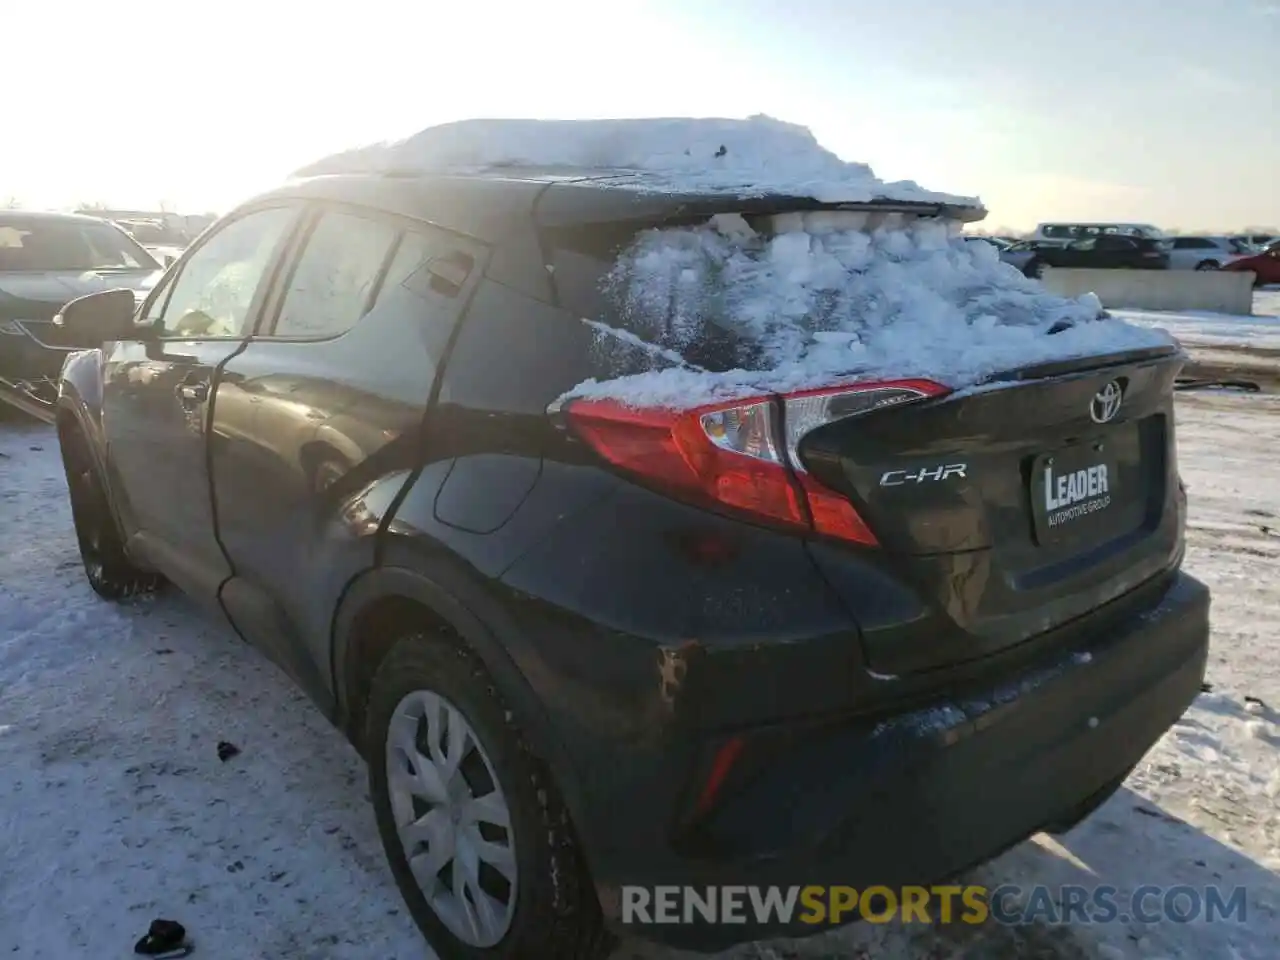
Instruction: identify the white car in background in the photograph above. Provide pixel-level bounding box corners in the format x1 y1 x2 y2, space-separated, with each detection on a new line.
1166 236 1253 271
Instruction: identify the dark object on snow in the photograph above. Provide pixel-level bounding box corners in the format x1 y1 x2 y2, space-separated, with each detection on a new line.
216 741 240 762
1133 804 1182 824
1201 682 1214 693
1245 695 1267 708
134 918 191 957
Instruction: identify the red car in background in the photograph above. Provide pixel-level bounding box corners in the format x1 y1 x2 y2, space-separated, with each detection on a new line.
1224 240 1280 286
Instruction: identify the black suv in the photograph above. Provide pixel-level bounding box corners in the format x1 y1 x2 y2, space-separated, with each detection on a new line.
1023 234 1171 278
52 171 1209 958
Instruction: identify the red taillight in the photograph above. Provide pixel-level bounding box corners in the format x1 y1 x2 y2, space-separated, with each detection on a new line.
563 379 948 546
693 735 746 817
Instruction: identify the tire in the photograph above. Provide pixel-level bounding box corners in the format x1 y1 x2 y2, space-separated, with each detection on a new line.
59 428 164 601
1195 260 1220 271
301 443 349 494
366 635 613 960
1025 258 1045 279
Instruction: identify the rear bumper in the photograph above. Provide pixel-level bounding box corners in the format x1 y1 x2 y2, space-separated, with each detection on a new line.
591 572 1209 950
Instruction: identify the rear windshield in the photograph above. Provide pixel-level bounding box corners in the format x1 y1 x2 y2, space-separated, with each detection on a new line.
547 211 1140 385
0 218 159 272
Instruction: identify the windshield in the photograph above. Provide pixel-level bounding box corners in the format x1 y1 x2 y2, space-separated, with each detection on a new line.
0 218 160 272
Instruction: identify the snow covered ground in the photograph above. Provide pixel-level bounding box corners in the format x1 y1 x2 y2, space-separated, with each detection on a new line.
2 394 1278 959
1113 288 1280 349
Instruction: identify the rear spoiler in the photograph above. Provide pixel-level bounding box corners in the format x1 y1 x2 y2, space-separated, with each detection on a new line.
977 344 1185 388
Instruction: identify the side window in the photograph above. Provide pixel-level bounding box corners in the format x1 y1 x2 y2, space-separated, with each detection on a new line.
151 207 294 338
377 230 436 301
375 229 477 307
272 211 400 339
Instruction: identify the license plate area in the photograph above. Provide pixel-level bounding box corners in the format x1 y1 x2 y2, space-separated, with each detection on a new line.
1030 427 1143 547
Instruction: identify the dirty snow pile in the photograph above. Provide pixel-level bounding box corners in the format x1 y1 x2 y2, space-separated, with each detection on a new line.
568 214 1176 409
296 115 975 206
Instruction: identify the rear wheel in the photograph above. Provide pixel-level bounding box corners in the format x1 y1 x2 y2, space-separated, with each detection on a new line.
1025 258 1046 279
1194 260 1220 271
366 634 612 960
60 428 163 600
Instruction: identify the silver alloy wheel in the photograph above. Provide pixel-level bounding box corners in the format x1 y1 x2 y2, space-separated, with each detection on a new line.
386 689 517 947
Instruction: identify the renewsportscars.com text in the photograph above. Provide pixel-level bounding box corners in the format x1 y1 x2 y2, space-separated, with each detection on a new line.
620 884 1247 927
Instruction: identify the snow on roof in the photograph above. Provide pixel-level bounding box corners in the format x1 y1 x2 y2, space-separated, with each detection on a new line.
562 216 1176 410
296 115 980 208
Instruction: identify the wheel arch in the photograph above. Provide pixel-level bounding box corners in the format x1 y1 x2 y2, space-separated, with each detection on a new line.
331 563 586 821
55 368 130 540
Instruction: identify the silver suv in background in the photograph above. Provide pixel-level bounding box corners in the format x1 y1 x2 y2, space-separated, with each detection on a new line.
1166 236 1253 271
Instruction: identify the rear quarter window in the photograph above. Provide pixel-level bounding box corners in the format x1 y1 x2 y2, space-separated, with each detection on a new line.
548 222 748 374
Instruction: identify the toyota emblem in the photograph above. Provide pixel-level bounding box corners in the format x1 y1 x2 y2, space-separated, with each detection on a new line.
1090 381 1123 424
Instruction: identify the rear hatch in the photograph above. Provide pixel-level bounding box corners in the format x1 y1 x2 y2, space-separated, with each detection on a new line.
543 195 1184 675
799 347 1185 674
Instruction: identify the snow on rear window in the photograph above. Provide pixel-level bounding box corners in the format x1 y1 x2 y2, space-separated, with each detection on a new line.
562 215 1175 410
297 115 977 208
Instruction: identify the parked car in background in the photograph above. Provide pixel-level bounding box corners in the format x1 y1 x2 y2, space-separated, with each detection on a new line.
47 152 1206 956
1231 233 1276 250
1166 236 1252 271
1030 223 1165 246
0 211 161 410
1021 234 1170 278
116 218 188 266
1223 242 1280 286
964 235 1011 252
998 239 1042 275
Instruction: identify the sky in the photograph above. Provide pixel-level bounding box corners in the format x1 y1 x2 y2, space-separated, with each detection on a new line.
5 0 1276 232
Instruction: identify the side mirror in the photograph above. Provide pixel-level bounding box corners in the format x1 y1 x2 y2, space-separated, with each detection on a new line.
53 289 148 346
